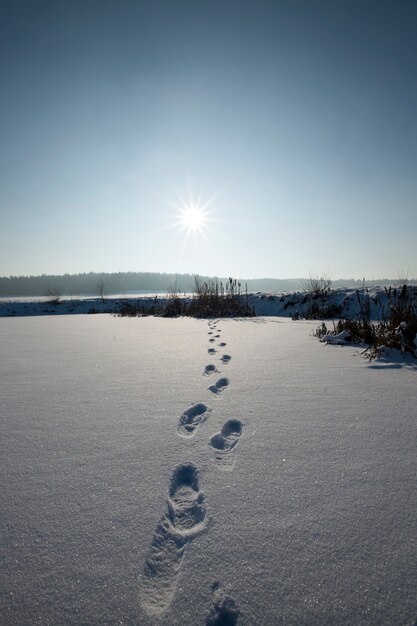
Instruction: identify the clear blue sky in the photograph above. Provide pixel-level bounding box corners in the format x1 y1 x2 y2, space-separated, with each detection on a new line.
1 0 416 280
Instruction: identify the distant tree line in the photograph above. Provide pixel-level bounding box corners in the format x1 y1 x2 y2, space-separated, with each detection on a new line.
0 272 414 297
0 272 201 296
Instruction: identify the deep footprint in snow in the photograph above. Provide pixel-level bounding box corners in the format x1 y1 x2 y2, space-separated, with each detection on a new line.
209 338 216 343
141 464 206 617
218 342 227 347
209 419 243 470
220 354 231 364
178 403 210 437
204 364 218 376
208 348 217 355
208 378 229 395
167 464 206 533
206 582 240 626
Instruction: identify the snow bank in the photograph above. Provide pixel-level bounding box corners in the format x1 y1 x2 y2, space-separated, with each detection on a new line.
2 285 417 320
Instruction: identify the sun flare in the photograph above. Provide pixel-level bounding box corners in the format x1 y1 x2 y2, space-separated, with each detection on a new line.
169 186 218 241
178 205 207 233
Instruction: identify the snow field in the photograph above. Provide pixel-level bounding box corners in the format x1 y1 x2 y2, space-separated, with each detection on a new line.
1 315 417 625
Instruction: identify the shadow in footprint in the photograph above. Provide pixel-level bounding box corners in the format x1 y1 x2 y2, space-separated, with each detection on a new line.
141 464 206 617
209 419 243 470
178 403 210 437
204 364 218 376
206 582 240 626
220 354 231 364
208 378 229 395
209 338 216 343
208 348 217 355
218 342 227 347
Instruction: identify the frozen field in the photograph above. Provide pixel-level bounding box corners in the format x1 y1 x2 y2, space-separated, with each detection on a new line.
1 315 417 625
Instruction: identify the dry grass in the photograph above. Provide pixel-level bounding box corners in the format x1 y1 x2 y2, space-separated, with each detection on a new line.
327 285 417 359
116 277 255 319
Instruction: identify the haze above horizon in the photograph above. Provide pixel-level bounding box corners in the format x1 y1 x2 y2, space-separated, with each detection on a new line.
1 1 416 280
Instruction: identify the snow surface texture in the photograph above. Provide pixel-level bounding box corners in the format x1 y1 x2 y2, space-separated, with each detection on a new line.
1 315 417 625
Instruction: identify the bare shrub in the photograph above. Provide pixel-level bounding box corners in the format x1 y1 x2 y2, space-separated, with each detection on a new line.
163 282 185 317
328 285 417 359
46 286 62 305
299 274 334 319
301 274 332 296
97 277 108 301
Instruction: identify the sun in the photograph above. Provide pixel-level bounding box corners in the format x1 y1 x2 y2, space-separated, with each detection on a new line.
171 188 214 238
177 204 208 233
168 185 218 241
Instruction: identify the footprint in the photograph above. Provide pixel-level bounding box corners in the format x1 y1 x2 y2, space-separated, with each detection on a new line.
208 378 229 395
178 403 210 437
204 364 218 376
209 419 243 470
208 348 217 355
220 354 231 364
208 331 213 335
167 464 206 533
209 338 216 343
206 582 240 626
141 464 206 617
218 342 227 347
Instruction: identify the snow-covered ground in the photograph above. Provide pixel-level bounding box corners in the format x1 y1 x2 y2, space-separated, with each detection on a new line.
1 315 417 625
2 285 417 319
